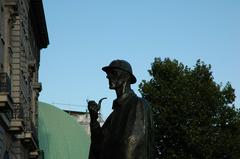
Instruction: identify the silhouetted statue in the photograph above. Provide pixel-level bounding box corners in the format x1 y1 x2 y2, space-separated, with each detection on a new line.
88 60 153 159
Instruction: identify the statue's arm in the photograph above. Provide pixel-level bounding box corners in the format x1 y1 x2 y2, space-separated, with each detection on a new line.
88 101 102 159
89 120 102 158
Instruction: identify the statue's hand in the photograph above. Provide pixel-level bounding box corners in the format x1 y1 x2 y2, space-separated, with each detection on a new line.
88 100 100 121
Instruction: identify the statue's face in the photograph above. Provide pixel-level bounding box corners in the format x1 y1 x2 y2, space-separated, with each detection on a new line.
106 69 126 89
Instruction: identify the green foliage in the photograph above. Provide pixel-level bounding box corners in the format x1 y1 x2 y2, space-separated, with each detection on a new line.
139 58 240 159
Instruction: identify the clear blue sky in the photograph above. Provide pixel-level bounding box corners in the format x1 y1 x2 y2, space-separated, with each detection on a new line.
39 0 240 119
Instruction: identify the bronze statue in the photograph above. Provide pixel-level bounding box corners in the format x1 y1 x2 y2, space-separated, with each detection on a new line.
88 60 153 159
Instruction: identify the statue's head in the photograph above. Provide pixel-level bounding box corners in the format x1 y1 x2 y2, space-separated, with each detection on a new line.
102 60 136 89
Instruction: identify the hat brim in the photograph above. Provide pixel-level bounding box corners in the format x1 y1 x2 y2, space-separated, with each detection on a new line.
102 66 137 84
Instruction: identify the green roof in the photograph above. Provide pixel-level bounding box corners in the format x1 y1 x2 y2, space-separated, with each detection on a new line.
38 102 90 159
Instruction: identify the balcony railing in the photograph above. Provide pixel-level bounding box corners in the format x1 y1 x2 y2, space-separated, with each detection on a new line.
23 116 39 149
13 104 24 119
0 73 13 129
9 104 24 132
30 120 39 146
0 73 39 149
25 116 39 141
0 72 11 94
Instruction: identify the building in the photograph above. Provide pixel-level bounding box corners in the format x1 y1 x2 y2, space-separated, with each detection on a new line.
0 0 48 158
64 109 104 135
64 109 91 135
38 102 90 159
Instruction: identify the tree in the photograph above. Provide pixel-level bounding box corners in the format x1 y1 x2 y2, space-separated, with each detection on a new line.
139 58 240 159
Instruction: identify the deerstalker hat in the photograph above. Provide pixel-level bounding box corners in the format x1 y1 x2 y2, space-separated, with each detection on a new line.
102 59 137 84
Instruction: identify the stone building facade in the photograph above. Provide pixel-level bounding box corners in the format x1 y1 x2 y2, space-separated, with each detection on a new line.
0 0 48 158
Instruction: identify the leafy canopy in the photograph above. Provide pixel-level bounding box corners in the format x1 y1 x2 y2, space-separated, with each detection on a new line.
139 58 240 159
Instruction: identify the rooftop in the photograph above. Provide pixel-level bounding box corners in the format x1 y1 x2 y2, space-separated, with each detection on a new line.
38 102 90 159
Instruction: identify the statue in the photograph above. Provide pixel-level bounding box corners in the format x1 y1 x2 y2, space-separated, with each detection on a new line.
88 59 153 159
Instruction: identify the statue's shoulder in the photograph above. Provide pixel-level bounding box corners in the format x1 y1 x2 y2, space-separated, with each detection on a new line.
136 96 151 110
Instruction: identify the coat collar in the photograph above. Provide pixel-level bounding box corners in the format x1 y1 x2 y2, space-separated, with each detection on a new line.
112 89 136 109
